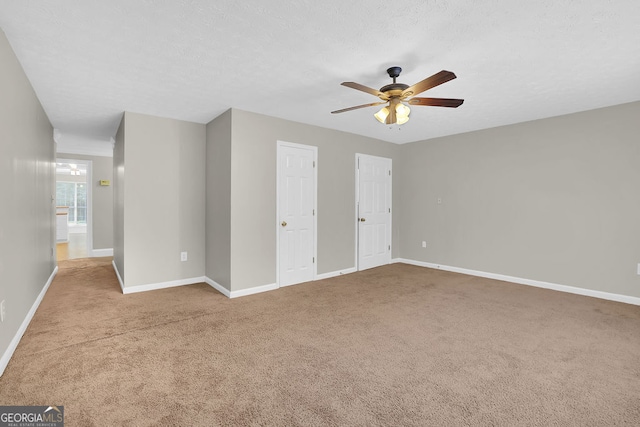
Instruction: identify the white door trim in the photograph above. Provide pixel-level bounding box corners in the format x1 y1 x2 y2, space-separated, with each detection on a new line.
276 141 318 288
354 155 359 270
355 153 392 271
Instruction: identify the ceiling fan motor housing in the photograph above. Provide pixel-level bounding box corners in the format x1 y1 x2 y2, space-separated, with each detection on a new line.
380 83 409 94
381 66 409 95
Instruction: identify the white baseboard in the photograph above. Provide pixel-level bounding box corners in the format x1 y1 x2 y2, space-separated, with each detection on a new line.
112 260 124 292
204 277 278 299
204 277 230 298
111 260 205 295
396 258 640 306
120 276 206 295
316 267 357 280
0 266 58 377
91 248 113 257
230 283 278 298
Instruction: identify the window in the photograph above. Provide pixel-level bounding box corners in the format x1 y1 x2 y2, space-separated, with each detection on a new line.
56 182 87 224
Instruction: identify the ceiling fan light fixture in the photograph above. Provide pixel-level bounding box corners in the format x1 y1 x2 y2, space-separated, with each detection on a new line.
395 102 410 125
396 114 410 125
395 102 410 117
374 102 410 125
374 106 389 123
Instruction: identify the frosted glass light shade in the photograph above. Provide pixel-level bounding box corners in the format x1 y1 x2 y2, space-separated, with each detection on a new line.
395 103 410 116
396 114 409 125
375 102 410 125
395 103 410 125
374 107 390 123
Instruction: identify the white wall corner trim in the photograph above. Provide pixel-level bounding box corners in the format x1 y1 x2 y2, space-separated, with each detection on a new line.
120 276 207 295
1 266 58 377
91 248 113 257
112 260 124 292
316 267 357 280
204 277 231 298
396 258 640 306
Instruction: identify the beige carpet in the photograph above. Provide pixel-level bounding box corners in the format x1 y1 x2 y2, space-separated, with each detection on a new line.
1 258 639 426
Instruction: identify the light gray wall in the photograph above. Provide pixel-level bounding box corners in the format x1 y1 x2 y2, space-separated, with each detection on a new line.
113 117 125 280
120 112 206 287
228 109 401 291
398 101 640 298
205 109 232 290
0 29 56 371
56 153 113 249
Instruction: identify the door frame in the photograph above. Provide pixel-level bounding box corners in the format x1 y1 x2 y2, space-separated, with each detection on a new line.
276 140 318 288
355 153 392 271
56 157 93 257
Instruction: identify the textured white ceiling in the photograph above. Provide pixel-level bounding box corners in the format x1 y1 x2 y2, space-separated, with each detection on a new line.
1 1 639 146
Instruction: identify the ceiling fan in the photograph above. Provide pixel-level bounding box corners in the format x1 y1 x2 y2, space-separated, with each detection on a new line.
331 66 464 125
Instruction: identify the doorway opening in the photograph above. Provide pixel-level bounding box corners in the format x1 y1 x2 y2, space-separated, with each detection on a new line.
56 159 92 260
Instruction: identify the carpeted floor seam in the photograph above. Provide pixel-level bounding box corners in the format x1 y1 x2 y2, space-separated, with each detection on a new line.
24 310 220 357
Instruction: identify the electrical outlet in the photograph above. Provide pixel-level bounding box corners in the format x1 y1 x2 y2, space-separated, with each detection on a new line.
637 263 640 276
1 300 5 322
422 241 427 248
437 197 442 204
181 252 188 262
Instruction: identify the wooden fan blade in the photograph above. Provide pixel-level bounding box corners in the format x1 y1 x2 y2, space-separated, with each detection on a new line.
341 82 384 97
408 97 464 108
331 101 386 114
402 70 457 97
